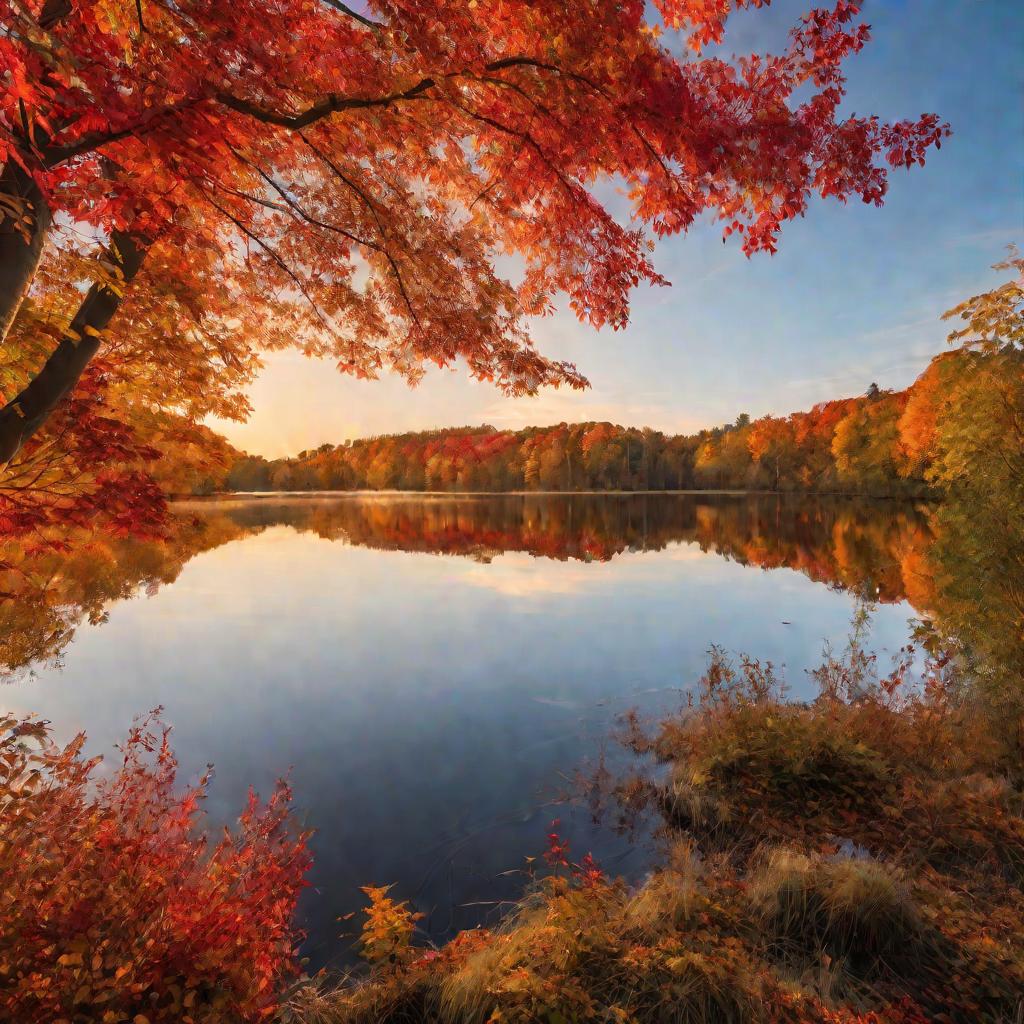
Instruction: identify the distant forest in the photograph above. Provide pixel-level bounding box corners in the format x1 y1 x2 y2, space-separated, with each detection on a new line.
220 346 1000 498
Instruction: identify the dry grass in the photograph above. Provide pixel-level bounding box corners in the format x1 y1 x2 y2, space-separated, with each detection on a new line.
748 849 924 972
283 625 1024 1024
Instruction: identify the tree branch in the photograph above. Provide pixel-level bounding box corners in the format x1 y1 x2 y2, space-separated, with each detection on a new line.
297 133 421 326
319 0 382 32
200 192 333 332
41 57 601 166
226 145 382 253
213 75 437 129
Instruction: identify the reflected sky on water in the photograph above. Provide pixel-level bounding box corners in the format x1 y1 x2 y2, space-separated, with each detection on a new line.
3 493 929 969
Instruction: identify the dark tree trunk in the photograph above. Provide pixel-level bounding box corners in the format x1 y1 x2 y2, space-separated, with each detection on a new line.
0 0 91 347
0 230 148 465
0 0 76 342
0 161 52 346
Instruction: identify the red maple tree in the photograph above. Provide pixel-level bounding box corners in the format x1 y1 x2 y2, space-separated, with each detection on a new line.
1 0 948 475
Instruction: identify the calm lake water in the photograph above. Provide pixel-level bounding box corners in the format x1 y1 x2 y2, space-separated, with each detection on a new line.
3 493 932 970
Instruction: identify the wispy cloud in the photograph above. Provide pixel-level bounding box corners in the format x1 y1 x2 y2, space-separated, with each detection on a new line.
945 229 1021 252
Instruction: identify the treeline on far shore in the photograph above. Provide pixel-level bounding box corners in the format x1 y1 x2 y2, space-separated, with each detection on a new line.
218 345 1008 499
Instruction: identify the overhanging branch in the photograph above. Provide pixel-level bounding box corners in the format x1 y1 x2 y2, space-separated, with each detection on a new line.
320 0 383 31
41 56 600 165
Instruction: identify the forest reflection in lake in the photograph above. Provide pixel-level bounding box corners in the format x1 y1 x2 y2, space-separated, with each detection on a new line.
1 492 1006 968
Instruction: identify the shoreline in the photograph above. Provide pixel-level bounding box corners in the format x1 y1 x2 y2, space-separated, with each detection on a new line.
173 488 936 503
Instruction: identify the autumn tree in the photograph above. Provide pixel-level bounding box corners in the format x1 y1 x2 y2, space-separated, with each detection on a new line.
0 220 287 536
831 389 909 493
790 397 858 490
1 0 948 486
897 352 958 477
920 252 1024 691
748 416 798 490
929 252 1023 492
694 421 754 488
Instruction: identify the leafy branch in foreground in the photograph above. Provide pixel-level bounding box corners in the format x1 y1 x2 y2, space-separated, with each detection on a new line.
2 0 947 473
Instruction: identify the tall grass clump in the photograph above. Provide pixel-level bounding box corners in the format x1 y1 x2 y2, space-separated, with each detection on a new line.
748 849 924 972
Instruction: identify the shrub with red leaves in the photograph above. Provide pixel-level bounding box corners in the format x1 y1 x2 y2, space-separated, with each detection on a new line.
542 819 605 890
0 711 311 1023
0 364 170 546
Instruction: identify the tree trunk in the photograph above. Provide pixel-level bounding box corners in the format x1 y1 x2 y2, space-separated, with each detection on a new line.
0 0 75 342
0 0 88 345
0 230 148 465
0 161 52 346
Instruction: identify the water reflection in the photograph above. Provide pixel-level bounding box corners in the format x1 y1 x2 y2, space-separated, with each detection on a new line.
1 493 936 682
2 492 1017 969
194 493 931 593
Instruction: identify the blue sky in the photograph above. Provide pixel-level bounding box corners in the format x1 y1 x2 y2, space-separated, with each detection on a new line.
216 0 1024 458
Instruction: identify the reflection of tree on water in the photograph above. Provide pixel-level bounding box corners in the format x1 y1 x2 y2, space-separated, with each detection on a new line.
1 491 1019 686
920 493 1024 693
0 516 250 680
198 493 933 595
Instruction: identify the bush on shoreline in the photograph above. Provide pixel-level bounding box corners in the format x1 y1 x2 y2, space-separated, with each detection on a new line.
0 711 310 1023
286 623 1023 1024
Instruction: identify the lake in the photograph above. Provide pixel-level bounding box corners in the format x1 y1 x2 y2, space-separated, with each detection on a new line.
1 492 934 970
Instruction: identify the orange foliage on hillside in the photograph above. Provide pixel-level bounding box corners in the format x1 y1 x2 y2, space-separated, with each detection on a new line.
233 350 982 499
